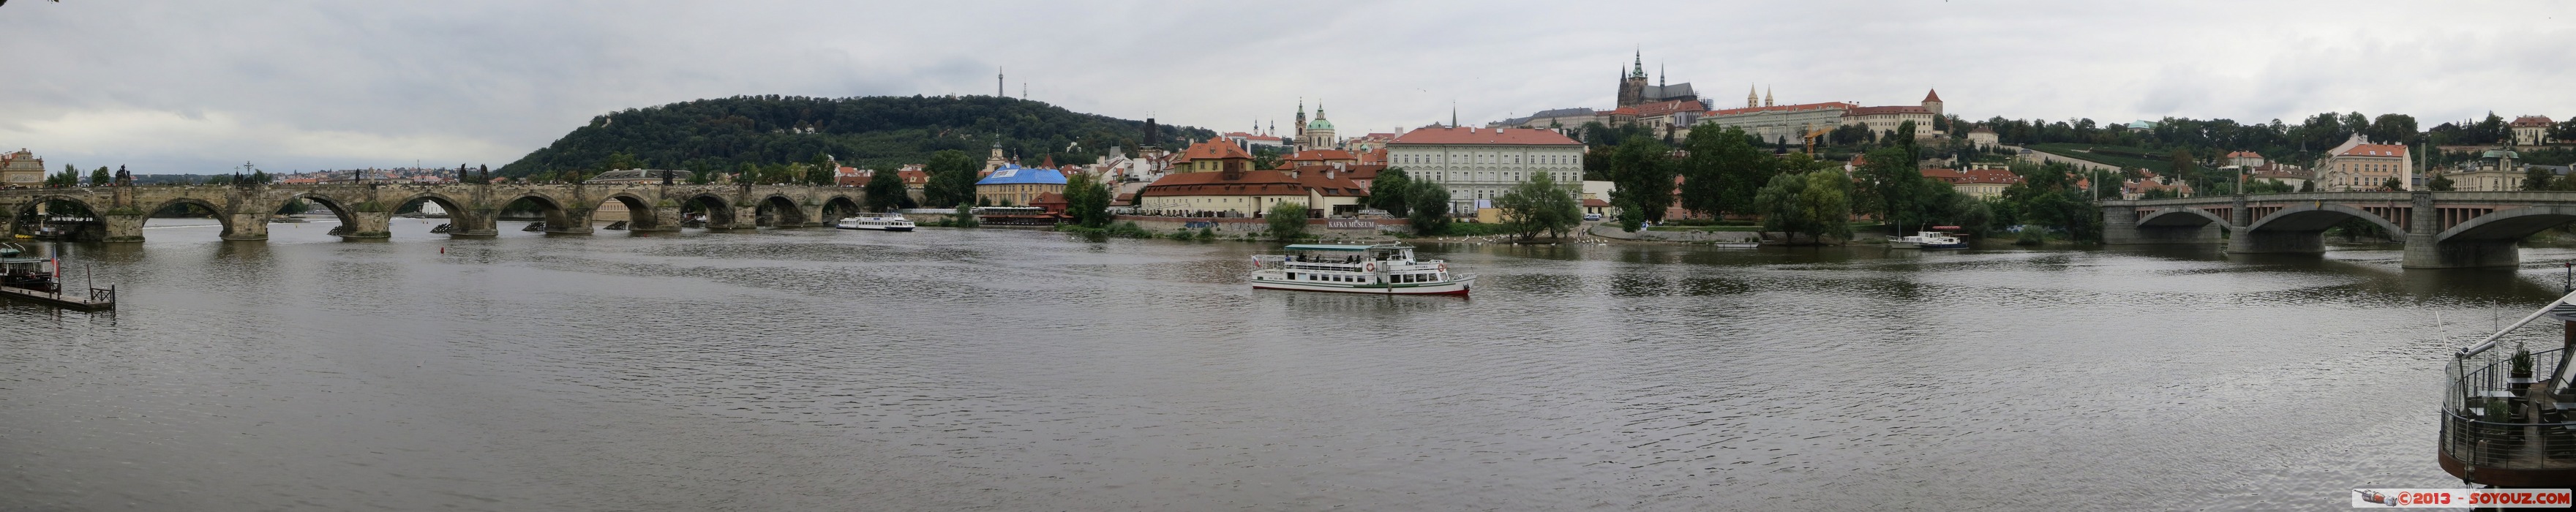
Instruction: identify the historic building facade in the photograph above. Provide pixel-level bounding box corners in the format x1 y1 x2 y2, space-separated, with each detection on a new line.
0 148 44 187
2514 116 2557 146
2313 135 2412 192
1386 127 1585 213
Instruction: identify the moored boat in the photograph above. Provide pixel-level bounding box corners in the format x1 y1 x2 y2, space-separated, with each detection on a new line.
0 243 59 293
2439 292 2576 488
1250 243 1473 295
1887 230 1967 249
835 213 916 231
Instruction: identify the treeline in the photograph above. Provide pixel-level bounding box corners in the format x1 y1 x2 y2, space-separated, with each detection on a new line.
1976 112 2576 168
1596 126 2114 244
499 95 1214 178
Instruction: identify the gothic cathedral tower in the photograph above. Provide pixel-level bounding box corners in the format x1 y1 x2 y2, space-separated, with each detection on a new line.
1616 51 1648 108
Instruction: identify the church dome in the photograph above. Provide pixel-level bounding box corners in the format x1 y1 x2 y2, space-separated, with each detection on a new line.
2484 149 2520 159
1306 118 1334 130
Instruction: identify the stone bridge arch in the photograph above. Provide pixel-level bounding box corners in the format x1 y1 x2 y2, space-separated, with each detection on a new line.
592 192 676 233
677 193 739 229
755 194 809 227
140 197 238 239
7 194 108 241
506 192 591 235
387 191 484 237
821 195 860 222
2227 203 2408 255
2136 206 2228 227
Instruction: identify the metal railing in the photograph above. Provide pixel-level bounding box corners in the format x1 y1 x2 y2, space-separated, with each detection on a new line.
2443 346 2576 470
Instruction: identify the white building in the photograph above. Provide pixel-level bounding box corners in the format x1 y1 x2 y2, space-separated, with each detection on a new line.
2314 135 2412 192
1695 102 1855 146
1387 127 1586 213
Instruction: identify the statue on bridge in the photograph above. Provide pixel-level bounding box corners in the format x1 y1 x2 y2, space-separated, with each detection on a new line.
114 166 129 187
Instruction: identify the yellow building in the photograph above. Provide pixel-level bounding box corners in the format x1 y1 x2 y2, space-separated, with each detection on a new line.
973 165 1067 206
1134 168 1371 217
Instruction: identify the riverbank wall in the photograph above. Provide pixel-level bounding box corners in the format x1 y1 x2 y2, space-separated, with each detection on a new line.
1113 215 1408 242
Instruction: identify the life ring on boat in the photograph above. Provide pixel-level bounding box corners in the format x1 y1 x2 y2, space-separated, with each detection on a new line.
1364 262 1375 272
1437 263 1447 271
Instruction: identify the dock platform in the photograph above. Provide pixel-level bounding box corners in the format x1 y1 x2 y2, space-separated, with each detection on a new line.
0 285 116 311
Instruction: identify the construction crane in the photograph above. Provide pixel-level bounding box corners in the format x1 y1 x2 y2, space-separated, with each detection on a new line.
1802 127 1833 157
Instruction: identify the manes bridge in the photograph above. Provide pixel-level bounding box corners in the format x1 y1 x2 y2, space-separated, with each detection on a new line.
1 182 870 242
2106 192 2576 268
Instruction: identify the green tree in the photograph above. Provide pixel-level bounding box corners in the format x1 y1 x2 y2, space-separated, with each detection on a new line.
863 170 909 211
734 162 759 186
1607 138 1675 223
1266 201 1309 241
805 153 837 185
1495 171 1581 240
2427 172 2455 192
923 149 980 208
2528 164 2561 190
1853 147 1931 230
49 164 76 187
250 169 271 184
953 203 980 227
1250 148 1283 171
1368 167 1412 217
1062 172 1112 227
603 151 642 171
1754 168 1855 244
1405 181 1451 236
1615 200 1643 233
89 167 111 187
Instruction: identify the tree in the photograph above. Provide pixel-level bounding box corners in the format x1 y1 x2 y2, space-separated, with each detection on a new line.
1607 138 1675 223
863 170 909 212
603 151 642 172
1250 148 1283 170
1853 148 1931 230
249 169 271 184
1678 126 1773 217
1062 172 1111 227
89 167 111 187
2381 176 2403 191
923 149 980 208
1266 201 1309 241
1368 167 1412 217
2427 172 2455 192
1405 181 1451 236
1754 169 1844 244
1495 171 1580 240
804 153 837 185
952 203 980 227
1615 200 1643 233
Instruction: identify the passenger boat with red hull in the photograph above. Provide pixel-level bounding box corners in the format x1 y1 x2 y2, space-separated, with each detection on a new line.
2440 290 2576 488
1250 244 1473 295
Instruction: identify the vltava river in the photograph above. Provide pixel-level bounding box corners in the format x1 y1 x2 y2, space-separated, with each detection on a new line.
4 218 2569 511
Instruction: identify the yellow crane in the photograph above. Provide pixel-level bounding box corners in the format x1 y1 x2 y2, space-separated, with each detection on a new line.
1802 127 1833 157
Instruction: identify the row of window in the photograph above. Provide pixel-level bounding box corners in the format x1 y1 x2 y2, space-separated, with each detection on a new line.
1392 153 1582 166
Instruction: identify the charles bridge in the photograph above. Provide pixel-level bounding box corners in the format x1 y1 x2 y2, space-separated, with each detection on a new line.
2106 191 2576 268
1 182 865 242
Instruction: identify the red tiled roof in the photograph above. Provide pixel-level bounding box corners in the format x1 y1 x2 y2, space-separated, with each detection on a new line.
2225 151 2263 159
1138 170 1371 197
1845 105 1933 116
1607 107 1640 116
1175 137 1255 163
1629 99 1703 117
2336 144 2408 158
1703 102 1857 116
2514 116 2556 127
1923 89 1942 102
1582 198 1611 207
1389 127 1582 146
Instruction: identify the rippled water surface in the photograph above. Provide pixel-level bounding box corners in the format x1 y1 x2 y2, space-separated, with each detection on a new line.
7 218 2575 511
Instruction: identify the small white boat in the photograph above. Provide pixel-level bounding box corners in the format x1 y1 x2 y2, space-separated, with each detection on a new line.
835 214 916 231
1250 243 1474 295
1887 230 1967 250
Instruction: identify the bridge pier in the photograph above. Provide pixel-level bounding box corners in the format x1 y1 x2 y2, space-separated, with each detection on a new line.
222 211 270 241
725 205 761 230
340 210 392 239
2403 191 2523 268
637 206 683 232
454 208 500 236
545 208 595 235
100 212 145 243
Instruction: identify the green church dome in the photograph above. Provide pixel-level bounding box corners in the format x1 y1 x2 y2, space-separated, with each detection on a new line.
1306 118 1334 130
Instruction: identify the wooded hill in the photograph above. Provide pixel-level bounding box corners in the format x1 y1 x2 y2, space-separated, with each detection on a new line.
497 95 1214 177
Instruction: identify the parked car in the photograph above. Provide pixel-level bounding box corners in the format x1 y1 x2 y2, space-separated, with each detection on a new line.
1583 214 1603 222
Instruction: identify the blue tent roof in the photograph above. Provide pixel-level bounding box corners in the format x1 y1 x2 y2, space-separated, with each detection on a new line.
976 165 1068 186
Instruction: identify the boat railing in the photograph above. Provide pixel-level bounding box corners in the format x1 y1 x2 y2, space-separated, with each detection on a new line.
2443 345 2576 470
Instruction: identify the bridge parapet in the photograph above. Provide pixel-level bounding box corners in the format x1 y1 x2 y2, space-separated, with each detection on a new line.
1 182 865 242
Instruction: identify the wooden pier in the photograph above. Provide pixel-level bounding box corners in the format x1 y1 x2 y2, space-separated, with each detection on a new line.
0 285 115 311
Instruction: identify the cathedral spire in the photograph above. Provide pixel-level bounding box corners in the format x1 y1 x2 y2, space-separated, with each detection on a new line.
1748 85 1759 108
1765 86 1773 108
1631 49 1645 78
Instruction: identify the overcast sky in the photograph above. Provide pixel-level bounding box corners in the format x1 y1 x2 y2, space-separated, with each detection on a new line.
4 1 2572 174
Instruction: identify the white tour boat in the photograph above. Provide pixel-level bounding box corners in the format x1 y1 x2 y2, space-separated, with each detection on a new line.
835 214 915 231
1887 230 1967 250
1250 243 1475 295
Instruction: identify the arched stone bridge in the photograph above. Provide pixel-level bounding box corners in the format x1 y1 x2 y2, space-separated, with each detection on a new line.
2104 192 2576 268
0 182 867 242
